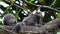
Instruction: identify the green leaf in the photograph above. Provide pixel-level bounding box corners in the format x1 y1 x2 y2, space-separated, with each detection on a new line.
57 31 60 34
0 21 2 25
29 0 33 3
57 13 60 18
10 0 15 3
40 0 45 3
0 18 2 25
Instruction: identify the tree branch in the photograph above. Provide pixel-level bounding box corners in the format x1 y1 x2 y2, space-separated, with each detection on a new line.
0 26 17 34
0 18 60 34
22 0 59 12
4 0 59 12
20 18 60 34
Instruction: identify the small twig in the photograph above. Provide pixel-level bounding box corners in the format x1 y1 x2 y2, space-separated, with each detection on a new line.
4 0 59 13
22 0 59 12
50 0 56 6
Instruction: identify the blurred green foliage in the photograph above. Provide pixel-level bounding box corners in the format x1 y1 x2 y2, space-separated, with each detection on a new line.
57 12 60 18
57 31 60 34
0 0 60 33
0 0 60 24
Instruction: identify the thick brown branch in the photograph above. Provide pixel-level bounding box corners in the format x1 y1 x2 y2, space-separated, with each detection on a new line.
0 18 60 34
0 25 17 34
39 18 60 34
21 18 60 34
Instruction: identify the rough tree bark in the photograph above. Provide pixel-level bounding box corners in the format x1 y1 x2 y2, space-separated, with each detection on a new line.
19 18 60 34
0 18 60 34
